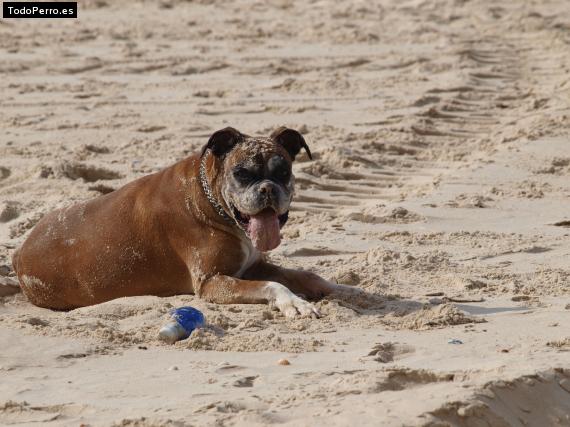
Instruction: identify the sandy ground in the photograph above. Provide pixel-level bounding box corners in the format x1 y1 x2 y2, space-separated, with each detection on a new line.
1 0 570 425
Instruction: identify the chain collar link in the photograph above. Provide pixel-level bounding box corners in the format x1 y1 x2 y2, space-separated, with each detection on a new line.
199 151 241 228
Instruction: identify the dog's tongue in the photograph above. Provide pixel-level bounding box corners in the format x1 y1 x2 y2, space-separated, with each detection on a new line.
247 210 281 252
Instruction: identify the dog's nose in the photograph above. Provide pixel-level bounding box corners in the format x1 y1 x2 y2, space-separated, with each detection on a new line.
259 181 275 197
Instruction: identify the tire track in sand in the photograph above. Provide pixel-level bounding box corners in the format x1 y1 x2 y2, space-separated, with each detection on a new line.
290 38 527 216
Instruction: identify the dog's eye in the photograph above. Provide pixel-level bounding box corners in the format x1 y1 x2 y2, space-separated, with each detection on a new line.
276 168 290 182
234 168 255 182
270 164 290 182
267 154 291 183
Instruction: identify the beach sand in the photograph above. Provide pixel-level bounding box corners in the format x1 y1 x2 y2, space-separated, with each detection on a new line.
1 0 570 425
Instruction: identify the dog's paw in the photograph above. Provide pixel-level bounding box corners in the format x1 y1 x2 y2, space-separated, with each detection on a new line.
266 282 320 318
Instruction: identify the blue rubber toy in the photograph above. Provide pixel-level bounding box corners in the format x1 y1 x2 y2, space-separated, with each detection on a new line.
158 306 205 343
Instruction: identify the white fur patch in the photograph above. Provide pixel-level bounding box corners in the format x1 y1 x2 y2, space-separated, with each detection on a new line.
21 274 47 289
20 274 55 300
235 237 260 278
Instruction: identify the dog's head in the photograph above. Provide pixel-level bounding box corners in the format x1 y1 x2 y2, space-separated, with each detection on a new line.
201 127 311 252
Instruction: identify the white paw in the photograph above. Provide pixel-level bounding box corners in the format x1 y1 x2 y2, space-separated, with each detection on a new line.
265 282 320 318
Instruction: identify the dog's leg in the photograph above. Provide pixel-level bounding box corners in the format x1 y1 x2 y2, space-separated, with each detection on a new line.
198 275 320 318
242 261 362 301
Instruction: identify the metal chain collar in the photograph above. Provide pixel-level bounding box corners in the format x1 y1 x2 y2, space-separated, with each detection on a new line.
199 151 238 227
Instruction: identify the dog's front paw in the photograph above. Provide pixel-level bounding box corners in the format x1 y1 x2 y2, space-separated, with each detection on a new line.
266 282 320 318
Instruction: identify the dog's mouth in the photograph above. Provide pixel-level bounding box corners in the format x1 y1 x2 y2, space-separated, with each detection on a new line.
231 205 288 252
231 206 288 228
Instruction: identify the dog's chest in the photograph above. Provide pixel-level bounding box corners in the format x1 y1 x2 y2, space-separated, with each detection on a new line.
235 238 260 278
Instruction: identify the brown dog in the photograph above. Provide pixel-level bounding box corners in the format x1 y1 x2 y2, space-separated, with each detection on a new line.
12 127 358 317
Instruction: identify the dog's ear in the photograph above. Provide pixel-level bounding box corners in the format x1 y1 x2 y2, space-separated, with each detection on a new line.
270 127 312 161
201 127 243 157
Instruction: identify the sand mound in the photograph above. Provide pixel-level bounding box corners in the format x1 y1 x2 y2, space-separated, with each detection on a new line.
382 303 484 330
56 161 123 182
424 369 570 426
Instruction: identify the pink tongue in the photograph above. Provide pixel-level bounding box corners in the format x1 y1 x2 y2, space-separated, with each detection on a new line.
247 210 281 251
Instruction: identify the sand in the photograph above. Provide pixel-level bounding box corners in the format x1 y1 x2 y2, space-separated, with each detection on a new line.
1 0 570 425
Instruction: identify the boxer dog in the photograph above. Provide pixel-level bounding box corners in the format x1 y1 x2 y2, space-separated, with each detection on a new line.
12 127 359 317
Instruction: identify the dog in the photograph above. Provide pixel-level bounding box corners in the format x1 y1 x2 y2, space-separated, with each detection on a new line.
12 127 359 317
